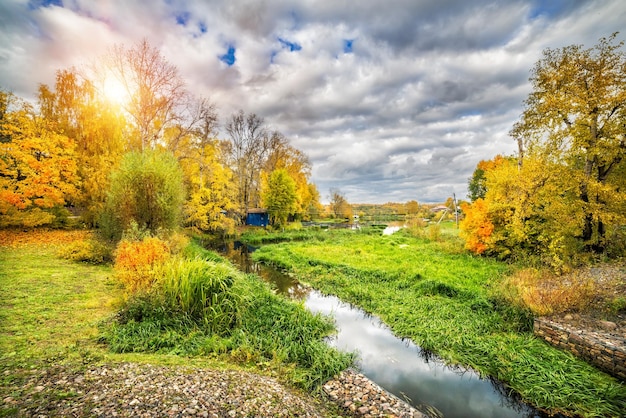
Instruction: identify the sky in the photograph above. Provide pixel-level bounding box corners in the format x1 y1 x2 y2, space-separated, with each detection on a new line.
1 0 625 204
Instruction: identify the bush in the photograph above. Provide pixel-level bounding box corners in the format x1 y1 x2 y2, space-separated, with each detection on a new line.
59 237 113 264
405 216 428 237
100 150 185 240
114 236 170 293
503 268 596 316
428 224 441 241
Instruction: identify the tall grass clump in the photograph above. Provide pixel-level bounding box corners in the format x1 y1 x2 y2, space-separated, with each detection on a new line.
159 257 243 334
103 238 353 391
58 234 114 264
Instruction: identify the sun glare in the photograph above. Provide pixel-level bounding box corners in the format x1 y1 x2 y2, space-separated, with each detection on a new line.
102 75 130 106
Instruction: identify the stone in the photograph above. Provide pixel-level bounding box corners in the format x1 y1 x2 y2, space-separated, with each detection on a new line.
598 320 618 331
357 405 370 414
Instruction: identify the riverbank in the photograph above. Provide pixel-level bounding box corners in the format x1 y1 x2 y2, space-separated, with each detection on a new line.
0 230 424 417
251 228 626 417
2 362 427 417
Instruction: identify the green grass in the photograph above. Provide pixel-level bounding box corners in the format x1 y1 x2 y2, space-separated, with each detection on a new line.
252 228 626 418
101 240 354 391
0 243 224 372
0 233 352 418
239 227 324 245
0 244 120 367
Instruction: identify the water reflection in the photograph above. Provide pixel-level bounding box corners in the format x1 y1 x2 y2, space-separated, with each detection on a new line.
216 240 310 298
306 292 541 418
215 240 545 418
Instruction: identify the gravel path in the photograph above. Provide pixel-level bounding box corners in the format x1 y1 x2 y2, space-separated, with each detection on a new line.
2 363 426 417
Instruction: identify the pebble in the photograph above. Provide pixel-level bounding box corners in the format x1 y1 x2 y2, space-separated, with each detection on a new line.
598 320 618 331
2 363 430 418
324 369 429 417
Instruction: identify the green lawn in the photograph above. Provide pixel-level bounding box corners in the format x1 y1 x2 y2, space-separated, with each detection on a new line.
0 243 119 367
0 238 255 394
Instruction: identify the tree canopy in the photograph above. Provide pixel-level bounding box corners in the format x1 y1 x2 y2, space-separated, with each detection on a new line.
0 40 321 233
100 150 185 240
0 91 78 227
462 34 626 268
262 169 298 227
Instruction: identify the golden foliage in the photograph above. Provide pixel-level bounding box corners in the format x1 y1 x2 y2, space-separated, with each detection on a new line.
0 229 91 249
0 91 79 227
459 199 493 254
114 237 170 293
39 69 127 226
177 136 235 234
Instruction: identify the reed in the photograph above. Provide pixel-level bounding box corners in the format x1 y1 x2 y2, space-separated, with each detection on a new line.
157 257 242 334
503 268 596 316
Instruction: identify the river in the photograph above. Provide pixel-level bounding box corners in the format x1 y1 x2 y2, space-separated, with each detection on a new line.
215 240 546 418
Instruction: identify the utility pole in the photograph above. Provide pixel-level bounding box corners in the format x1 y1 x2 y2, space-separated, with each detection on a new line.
453 193 459 228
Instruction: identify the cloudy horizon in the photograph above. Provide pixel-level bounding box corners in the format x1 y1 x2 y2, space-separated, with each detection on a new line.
1 0 625 204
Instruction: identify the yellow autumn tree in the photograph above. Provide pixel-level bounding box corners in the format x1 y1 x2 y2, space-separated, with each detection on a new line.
0 91 78 227
178 135 235 234
511 33 626 256
162 101 236 235
463 34 626 267
459 199 493 254
39 69 127 225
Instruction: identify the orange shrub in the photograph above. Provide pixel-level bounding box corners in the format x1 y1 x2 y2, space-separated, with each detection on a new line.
114 237 170 293
459 199 494 254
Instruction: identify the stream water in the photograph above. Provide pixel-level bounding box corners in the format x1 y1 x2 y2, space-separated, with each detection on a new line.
215 240 544 418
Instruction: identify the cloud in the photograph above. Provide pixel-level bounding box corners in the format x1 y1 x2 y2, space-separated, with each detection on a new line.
1 0 624 203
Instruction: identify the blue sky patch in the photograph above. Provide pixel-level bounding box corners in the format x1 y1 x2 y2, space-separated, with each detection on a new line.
278 38 302 52
343 39 354 53
28 0 62 9
175 12 190 26
219 46 236 66
529 0 569 19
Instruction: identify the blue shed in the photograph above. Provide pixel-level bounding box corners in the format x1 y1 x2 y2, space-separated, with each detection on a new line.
246 208 269 227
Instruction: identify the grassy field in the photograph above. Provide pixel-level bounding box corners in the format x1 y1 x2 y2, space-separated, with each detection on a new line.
251 227 626 418
0 231 119 369
0 232 241 379
0 230 352 417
